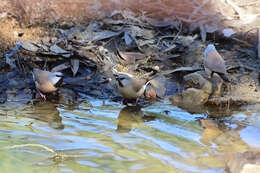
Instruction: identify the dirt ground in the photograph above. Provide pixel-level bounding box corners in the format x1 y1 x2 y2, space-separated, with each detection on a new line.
0 9 259 111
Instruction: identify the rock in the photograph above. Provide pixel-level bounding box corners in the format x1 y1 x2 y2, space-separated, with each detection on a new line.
170 88 209 113
184 72 212 94
171 72 212 112
58 88 78 105
184 71 225 97
171 71 233 112
241 164 260 173
206 96 249 107
225 150 260 173
182 88 209 104
208 73 224 97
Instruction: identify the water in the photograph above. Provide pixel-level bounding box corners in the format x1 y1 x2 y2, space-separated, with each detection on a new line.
0 98 259 173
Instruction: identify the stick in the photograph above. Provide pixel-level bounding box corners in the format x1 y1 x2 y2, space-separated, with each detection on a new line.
258 28 260 64
4 144 55 153
188 0 210 21
225 0 244 19
257 28 260 85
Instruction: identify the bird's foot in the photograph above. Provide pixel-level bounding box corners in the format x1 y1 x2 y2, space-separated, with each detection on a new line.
39 92 46 101
135 98 139 105
122 99 129 106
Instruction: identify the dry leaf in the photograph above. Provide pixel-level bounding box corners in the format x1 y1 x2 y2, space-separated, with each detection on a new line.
71 59 80 76
50 44 71 58
92 30 122 41
5 41 22 69
162 44 177 53
222 28 236 38
118 51 145 65
124 32 134 46
51 62 70 72
21 41 40 52
50 44 68 54
200 24 207 42
162 67 202 75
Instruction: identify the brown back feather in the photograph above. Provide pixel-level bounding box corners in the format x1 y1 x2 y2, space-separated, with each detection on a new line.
132 78 147 92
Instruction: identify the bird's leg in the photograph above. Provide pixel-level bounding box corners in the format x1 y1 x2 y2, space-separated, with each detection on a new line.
227 83 231 110
123 99 128 105
210 72 214 78
135 97 139 105
39 92 46 101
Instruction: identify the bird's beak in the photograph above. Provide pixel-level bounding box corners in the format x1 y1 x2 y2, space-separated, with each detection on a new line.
114 74 119 80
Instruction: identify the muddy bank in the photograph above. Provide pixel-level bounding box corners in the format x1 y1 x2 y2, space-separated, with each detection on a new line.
0 13 259 114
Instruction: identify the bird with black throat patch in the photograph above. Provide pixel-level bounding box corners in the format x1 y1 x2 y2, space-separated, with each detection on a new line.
114 71 154 105
32 68 64 100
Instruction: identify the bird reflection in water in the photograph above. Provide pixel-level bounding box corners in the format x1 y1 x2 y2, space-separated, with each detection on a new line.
116 106 156 133
21 102 64 129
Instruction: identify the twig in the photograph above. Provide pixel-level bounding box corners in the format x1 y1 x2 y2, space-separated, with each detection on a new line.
258 28 260 85
5 144 55 153
188 0 210 21
157 35 177 46
225 0 245 19
51 62 70 72
5 143 88 168
230 37 253 47
258 28 260 64
244 27 258 39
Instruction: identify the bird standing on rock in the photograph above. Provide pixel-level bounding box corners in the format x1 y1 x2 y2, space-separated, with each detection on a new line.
114 72 153 105
32 69 63 100
204 44 230 82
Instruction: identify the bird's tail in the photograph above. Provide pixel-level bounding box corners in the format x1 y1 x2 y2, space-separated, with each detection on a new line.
146 67 160 82
218 73 231 83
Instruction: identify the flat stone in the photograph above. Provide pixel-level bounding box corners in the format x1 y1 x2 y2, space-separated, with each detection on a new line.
241 164 260 173
225 150 260 173
208 73 224 97
184 72 212 94
171 88 209 113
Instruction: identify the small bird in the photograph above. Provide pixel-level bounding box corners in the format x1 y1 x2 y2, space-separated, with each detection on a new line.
204 44 230 82
32 68 63 100
114 72 152 105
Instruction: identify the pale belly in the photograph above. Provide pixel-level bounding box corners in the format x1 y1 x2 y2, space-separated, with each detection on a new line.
36 82 57 93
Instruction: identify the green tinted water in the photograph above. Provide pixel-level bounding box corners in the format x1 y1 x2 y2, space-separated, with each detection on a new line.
0 99 259 173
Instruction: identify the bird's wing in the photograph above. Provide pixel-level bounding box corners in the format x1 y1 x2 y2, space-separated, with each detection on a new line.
132 78 147 92
33 69 50 85
48 72 63 86
53 77 63 88
206 50 226 74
